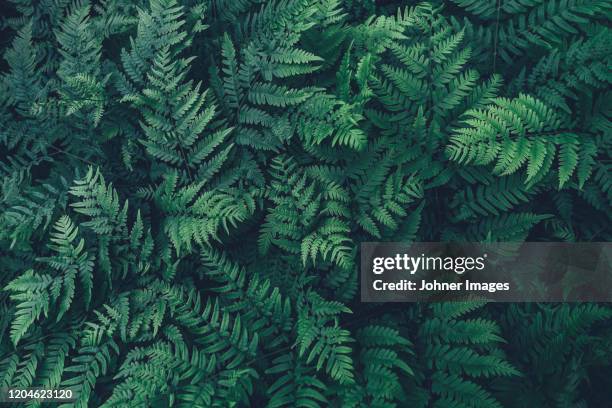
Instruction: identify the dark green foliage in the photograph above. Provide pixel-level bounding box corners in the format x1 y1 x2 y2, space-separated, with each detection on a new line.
0 0 610 407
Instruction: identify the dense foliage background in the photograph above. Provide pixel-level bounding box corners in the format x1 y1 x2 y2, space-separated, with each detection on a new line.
1 0 611 406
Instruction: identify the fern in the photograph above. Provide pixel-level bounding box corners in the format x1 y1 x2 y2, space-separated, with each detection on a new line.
266 352 328 408
448 94 595 189
38 215 95 317
0 0 610 407
296 292 355 385
410 302 519 407
155 173 256 253
4 270 53 346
